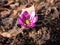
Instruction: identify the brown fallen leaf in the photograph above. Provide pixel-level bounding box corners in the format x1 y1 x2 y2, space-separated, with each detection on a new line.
1 32 12 38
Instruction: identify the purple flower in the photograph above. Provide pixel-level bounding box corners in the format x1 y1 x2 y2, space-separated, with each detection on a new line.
17 5 38 28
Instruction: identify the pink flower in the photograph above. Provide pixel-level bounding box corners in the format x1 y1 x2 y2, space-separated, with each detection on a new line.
18 5 38 28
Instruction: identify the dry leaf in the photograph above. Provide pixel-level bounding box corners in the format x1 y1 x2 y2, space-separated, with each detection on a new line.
1 32 11 37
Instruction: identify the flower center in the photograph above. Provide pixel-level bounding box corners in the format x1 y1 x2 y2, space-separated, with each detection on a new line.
25 20 30 25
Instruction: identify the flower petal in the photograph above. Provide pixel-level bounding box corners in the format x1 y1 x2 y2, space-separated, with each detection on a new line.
30 23 36 28
30 10 35 18
25 23 36 28
30 16 38 23
17 18 24 25
20 11 30 20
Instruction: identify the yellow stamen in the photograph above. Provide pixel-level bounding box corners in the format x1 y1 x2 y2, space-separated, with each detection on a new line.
26 20 30 25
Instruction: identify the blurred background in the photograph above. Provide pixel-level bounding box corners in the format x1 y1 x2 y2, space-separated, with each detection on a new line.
0 0 60 45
